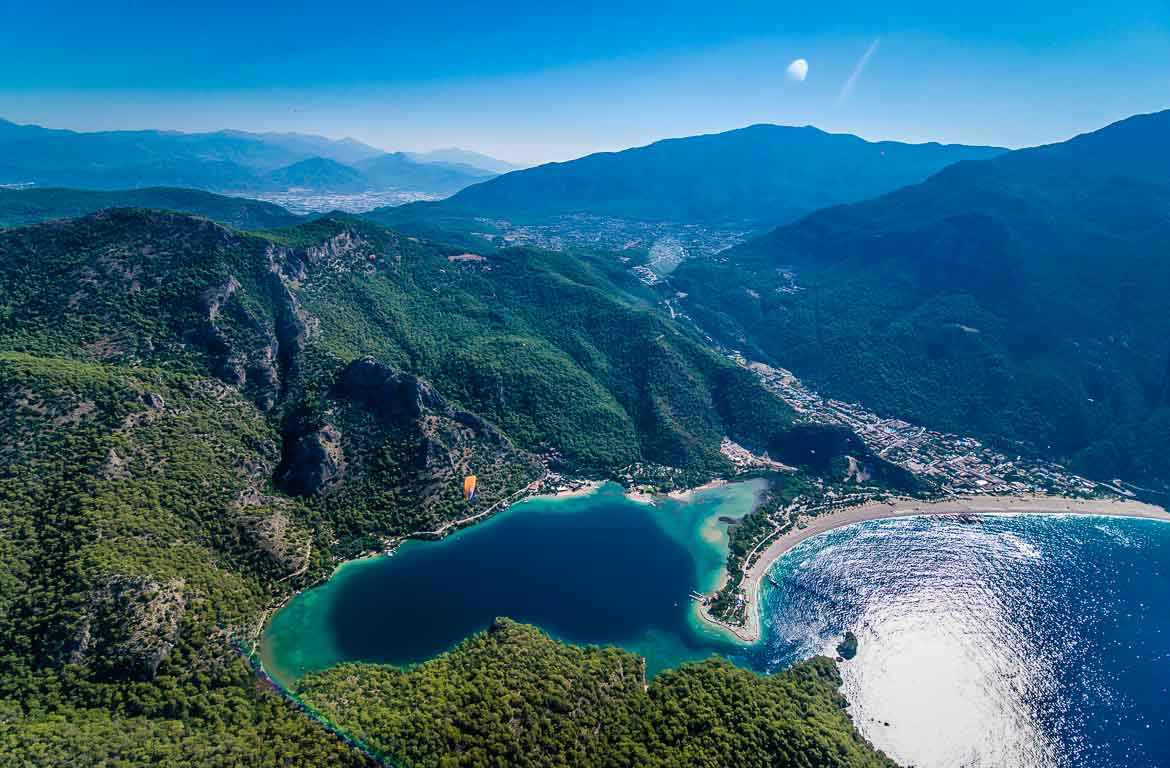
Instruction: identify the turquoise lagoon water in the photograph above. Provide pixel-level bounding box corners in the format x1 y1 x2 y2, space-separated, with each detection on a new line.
262 485 1170 767
261 480 762 685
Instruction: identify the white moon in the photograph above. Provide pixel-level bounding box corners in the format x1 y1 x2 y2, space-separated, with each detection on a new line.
786 58 809 82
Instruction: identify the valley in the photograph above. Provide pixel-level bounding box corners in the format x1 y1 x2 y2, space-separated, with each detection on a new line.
463 214 750 268
672 110 1170 496
247 188 438 215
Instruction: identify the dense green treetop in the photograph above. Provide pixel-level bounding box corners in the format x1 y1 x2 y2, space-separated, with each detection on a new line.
0 208 895 765
298 619 896 768
0 351 365 767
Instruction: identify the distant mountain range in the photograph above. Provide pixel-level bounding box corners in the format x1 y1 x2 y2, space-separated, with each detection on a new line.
377 125 1004 233
0 118 507 197
216 129 386 166
355 152 496 195
265 157 370 193
673 109 1170 491
406 147 519 174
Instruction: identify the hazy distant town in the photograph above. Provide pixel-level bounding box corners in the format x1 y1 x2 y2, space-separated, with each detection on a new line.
470 214 752 268
249 188 438 214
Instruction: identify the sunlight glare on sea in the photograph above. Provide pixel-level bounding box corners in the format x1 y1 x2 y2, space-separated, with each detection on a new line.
755 515 1170 768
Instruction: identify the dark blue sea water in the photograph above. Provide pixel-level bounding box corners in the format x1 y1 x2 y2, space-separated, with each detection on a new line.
743 514 1170 768
264 488 1170 768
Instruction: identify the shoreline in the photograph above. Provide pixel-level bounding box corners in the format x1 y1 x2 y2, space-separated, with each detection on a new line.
255 475 700 667
255 472 562 660
666 478 728 502
623 487 658 505
700 494 1170 644
534 478 606 500
257 474 738 683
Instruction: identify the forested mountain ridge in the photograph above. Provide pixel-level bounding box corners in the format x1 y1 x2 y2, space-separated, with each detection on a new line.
383 124 1004 230
0 209 784 495
0 209 898 765
672 109 1170 491
0 186 302 229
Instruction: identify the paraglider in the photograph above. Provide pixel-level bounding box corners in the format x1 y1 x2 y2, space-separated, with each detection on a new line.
463 475 478 502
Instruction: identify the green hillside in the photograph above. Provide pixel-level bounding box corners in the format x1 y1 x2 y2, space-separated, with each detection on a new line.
0 208 791 494
0 352 367 766
673 109 1170 490
0 209 899 765
0 186 302 229
297 619 896 768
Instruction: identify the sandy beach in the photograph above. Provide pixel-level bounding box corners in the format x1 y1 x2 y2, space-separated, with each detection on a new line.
528 478 656 505
623 488 658 505
537 476 734 506
702 494 1170 644
667 478 728 502
544 479 604 499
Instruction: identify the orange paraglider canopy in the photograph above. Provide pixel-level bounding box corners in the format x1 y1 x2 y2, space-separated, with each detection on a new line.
463 475 478 501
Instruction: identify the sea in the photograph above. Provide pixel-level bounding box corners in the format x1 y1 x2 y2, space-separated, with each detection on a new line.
261 482 1170 767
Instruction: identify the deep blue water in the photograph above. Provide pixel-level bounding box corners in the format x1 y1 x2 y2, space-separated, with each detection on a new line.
323 489 704 663
741 514 1170 768
265 490 1170 768
262 482 757 684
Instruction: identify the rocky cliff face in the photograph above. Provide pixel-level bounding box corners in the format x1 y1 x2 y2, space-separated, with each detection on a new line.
338 357 449 423
278 423 345 496
0 211 542 536
271 355 541 535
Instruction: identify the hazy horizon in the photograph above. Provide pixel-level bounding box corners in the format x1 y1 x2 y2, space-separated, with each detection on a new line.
5 1 1169 165
1 108 1158 172
0 112 1025 169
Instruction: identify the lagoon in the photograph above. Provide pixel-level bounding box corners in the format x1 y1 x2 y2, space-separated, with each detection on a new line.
261 480 765 686
262 485 1170 767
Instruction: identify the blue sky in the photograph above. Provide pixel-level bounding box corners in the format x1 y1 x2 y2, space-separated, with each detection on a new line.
2 0 1169 164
